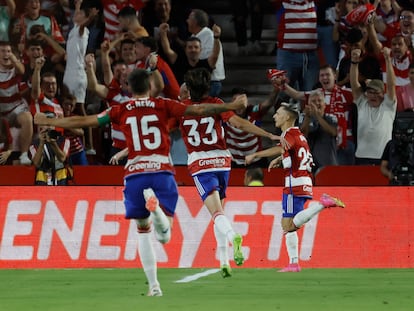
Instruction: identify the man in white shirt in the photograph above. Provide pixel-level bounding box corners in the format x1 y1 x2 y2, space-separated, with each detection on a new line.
187 9 225 97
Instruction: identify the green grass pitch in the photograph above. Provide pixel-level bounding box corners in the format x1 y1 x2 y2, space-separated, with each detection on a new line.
0 268 412 311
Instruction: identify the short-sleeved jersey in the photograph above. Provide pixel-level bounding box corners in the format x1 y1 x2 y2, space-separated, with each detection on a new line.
179 97 235 175
281 127 313 197
99 96 187 178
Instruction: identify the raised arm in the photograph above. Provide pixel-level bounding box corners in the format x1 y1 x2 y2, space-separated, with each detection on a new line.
100 40 113 85
31 57 44 100
367 20 383 56
383 46 396 101
349 48 363 100
85 54 109 98
245 145 284 165
34 113 101 129
34 32 66 62
207 24 221 69
228 114 280 141
159 23 178 64
184 94 248 116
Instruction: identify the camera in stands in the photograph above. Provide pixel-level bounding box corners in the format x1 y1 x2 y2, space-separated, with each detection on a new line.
391 113 414 185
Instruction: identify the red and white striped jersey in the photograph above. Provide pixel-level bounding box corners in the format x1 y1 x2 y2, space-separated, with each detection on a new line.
101 96 187 178
225 107 263 165
281 126 313 197
30 93 63 118
380 51 412 86
0 67 26 112
179 97 235 176
102 0 145 41
277 0 317 51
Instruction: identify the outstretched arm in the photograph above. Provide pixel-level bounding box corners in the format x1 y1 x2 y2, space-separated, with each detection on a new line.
34 113 101 129
184 95 248 116
245 146 284 165
228 115 280 141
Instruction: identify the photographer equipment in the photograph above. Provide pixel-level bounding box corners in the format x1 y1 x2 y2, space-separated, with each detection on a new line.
390 112 414 185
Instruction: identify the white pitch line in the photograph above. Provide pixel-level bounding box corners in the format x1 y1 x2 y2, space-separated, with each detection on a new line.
175 269 220 283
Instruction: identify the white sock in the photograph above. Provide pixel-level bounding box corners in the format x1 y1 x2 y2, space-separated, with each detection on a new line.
214 223 229 266
137 232 159 289
285 231 299 264
293 203 324 228
214 214 236 244
151 206 171 244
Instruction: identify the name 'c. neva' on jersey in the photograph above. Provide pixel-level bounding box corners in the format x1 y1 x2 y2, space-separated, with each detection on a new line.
125 99 155 110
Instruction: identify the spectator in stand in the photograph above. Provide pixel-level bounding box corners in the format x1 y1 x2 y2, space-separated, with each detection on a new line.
61 93 88 166
34 66 249 296
374 0 401 44
333 0 360 67
274 65 355 165
374 4 411 48
179 68 279 277
31 57 63 118
21 32 66 84
0 0 15 42
159 23 221 84
141 0 188 61
39 0 73 39
350 46 397 165
101 0 147 42
135 36 180 99
244 167 264 186
10 0 65 57
336 26 382 88
225 86 279 168
275 0 319 92
367 17 411 87
117 5 149 39
397 62 414 111
186 9 225 97
0 41 33 165
299 89 338 173
230 0 266 56
63 0 99 156
317 0 339 68
29 111 70 185
118 37 139 70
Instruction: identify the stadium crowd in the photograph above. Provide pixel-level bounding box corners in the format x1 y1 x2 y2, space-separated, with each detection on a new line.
0 0 413 185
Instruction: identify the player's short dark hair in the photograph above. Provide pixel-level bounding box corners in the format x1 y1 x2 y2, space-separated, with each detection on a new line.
128 69 151 94
184 68 211 102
